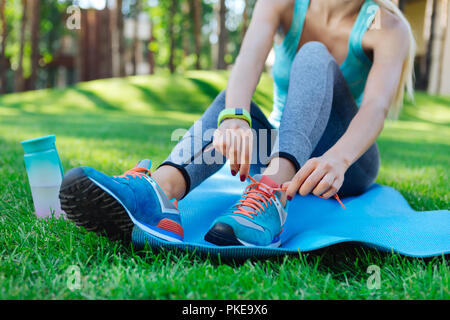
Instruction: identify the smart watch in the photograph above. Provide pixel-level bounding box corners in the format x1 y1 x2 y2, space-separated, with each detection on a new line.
217 108 252 128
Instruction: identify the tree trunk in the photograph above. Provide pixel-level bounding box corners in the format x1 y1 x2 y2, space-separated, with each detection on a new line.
132 0 141 75
0 0 8 93
103 8 113 79
242 0 249 41
428 0 445 94
15 0 28 92
190 0 202 69
217 0 227 70
148 18 155 74
29 0 40 90
117 0 126 77
439 1 450 94
181 2 191 59
168 0 177 74
96 9 112 79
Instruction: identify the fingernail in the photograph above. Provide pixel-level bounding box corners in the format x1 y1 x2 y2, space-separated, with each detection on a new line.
287 195 292 201
240 175 246 182
231 170 237 176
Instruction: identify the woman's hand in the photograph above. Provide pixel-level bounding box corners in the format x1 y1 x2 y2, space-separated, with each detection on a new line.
213 118 253 181
284 153 350 200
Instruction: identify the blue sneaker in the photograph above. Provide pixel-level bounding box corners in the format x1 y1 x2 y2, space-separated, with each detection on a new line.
204 175 288 247
59 160 184 243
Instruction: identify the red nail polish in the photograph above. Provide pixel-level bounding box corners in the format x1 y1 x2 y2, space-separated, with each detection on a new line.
287 195 292 201
231 170 237 176
240 175 246 182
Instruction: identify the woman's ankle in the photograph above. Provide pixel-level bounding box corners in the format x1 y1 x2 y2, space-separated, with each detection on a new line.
263 158 296 185
262 157 297 207
152 165 187 201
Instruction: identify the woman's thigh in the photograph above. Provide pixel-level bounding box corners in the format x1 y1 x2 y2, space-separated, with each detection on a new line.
307 78 380 196
276 41 380 196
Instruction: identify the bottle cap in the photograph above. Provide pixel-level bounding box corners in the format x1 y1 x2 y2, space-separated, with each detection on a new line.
21 135 56 154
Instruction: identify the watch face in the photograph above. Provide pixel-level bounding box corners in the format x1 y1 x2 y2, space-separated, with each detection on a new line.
235 108 243 115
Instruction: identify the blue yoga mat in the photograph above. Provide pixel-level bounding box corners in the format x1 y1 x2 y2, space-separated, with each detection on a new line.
132 165 450 259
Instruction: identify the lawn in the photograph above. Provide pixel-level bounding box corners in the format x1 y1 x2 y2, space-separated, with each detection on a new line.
0 71 448 299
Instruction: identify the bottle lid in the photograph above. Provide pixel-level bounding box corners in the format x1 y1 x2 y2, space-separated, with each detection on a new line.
21 135 56 154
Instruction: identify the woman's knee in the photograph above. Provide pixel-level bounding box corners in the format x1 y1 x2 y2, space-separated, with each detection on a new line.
291 41 336 73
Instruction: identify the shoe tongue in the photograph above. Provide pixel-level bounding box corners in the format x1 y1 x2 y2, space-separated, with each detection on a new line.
257 175 279 189
136 159 152 170
237 175 280 213
251 174 282 201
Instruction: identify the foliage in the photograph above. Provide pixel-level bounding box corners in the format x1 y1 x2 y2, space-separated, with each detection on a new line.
0 0 257 92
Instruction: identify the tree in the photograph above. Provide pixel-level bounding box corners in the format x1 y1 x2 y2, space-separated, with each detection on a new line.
116 0 126 77
190 0 202 69
148 17 155 74
181 1 191 59
428 0 448 94
15 0 28 92
217 0 227 70
131 0 141 75
168 0 177 74
29 0 40 90
0 0 7 93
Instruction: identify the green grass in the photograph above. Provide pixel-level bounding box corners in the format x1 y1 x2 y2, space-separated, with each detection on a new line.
0 71 448 299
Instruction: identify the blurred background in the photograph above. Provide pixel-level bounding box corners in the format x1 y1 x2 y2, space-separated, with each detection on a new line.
0 0 449 96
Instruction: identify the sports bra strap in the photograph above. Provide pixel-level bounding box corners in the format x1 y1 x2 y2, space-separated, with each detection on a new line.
283 0 310 56
348 0 379 66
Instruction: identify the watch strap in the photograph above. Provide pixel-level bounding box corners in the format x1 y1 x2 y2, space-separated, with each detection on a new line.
217 108 252 128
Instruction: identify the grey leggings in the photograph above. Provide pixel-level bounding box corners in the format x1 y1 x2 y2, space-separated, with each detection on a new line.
161 41 380 198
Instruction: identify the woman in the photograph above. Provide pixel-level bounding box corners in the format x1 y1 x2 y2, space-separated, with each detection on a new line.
60 0 415 248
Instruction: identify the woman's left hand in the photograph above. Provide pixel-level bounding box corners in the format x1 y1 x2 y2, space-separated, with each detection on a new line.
284 153 350 200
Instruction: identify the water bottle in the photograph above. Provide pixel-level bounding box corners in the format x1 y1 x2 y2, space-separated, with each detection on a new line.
21 135 65 218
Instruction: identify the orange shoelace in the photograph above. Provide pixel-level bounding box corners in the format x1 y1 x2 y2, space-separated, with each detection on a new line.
233 176 286 219
234 176 346 219
115 167 152 180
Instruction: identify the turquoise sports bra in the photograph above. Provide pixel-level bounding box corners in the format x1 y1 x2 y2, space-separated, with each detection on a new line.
270 0 379 127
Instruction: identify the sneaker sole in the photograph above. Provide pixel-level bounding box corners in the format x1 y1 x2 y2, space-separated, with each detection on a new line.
59 167 133 242
60 167 183 243
88 178 183 243
204 222 281 248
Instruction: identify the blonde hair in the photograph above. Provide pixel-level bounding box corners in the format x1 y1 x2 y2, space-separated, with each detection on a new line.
374 0 417 119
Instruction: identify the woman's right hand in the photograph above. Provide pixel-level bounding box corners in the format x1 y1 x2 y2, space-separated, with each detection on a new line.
213 118 253 181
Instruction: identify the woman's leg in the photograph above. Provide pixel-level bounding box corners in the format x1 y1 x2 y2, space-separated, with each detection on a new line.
153 90 274 200
266 41 380 197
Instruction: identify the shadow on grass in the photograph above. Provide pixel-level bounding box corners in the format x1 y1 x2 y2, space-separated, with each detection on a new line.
132 82 211 114
131 84 168 111
74 88 121 111
0 110 191 143
0 86 122 113
0 88 69 110
187 77 221 100
186 76 273 111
